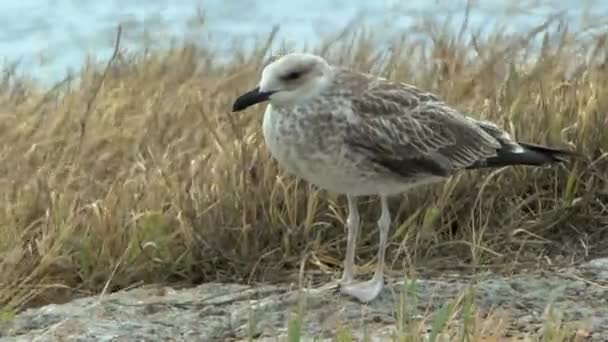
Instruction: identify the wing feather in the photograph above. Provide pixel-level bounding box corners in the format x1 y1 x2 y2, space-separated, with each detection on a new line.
344 80 502 179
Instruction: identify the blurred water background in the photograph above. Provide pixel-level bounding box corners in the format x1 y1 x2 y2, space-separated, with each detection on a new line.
1 0 606 85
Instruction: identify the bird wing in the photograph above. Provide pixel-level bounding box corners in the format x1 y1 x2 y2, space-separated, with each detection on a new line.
344 79 503 178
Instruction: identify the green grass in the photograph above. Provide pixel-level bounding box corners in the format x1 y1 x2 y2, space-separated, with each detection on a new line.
0 4 607 340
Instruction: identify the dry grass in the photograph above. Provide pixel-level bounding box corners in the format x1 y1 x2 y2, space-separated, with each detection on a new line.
280 281 589 341
0 10 606 331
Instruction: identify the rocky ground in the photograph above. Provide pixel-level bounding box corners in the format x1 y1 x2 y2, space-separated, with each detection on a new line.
1 258 607 341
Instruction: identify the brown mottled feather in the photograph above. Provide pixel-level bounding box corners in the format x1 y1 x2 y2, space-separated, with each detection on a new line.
343 77 502 179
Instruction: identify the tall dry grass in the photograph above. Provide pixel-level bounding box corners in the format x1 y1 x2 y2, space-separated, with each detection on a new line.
0 13 606 314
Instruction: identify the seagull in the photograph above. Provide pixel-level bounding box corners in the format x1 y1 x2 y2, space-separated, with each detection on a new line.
231 52 574 303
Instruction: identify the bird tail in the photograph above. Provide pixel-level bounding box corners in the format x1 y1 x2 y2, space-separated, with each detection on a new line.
466 142 578 170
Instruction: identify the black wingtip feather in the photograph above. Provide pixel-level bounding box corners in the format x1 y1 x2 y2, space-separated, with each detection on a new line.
517 142 578 162
466 142 579 170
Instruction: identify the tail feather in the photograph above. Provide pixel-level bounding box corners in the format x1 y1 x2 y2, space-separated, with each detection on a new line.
466 142 577 170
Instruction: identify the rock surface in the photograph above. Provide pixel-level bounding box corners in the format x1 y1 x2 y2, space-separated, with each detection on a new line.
1 258 607 341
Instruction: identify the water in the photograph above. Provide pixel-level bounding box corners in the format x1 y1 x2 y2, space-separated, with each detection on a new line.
1 0 606 85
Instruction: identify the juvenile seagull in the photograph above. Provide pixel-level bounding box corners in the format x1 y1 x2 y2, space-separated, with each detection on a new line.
232 52 573 303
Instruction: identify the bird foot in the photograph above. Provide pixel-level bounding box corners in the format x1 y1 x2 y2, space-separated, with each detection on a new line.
296 271 356 296
297 280 340 296
339 276 384 303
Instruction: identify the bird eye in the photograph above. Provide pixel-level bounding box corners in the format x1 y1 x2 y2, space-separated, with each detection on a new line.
281 71 302 81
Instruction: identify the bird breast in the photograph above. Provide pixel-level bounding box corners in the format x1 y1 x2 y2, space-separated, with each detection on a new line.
261 104 356 187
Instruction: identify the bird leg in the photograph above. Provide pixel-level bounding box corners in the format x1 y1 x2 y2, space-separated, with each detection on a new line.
340 195 359 284
296 195 360 295
340 195 390 302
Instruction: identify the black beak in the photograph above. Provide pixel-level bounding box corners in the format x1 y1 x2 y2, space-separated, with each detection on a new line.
232 87 274 112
